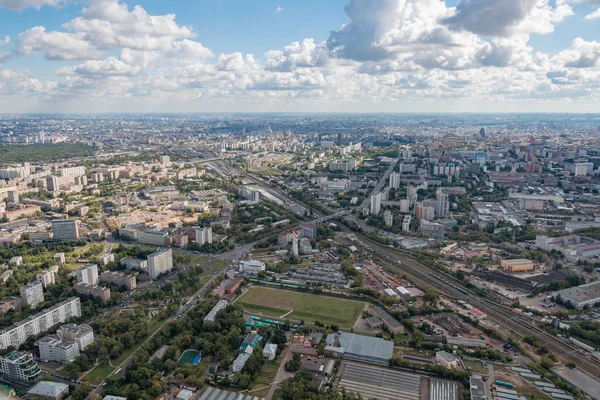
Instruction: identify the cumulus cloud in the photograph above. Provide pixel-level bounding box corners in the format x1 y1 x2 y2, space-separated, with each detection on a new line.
275 6 283 14
3 0 600 110
442 0 573 37
585 7 600 19
0 0 69 10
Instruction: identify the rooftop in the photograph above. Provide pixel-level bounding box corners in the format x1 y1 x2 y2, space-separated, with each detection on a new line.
27 381 69 398
553 281 600 304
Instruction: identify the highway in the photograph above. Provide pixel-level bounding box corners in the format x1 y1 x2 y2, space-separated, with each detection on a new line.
241 169 600 379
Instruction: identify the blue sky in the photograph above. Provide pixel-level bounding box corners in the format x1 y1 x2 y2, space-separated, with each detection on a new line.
0 0 599 113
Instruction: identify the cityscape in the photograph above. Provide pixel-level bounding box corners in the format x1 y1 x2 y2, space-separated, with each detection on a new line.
1 1 600 400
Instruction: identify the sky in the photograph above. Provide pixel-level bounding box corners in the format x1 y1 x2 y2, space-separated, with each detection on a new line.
0 0 599 113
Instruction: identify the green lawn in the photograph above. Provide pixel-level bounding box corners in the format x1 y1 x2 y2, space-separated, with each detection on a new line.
237 287 365 328
82 363 115 386
463 360 488 374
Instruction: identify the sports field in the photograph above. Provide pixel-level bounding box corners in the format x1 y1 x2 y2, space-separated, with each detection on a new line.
236 287 365 328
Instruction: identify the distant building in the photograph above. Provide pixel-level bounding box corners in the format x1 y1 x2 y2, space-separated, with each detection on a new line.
59 166 85 177
51 219 79 241
263 344 277 360
195 227 213 245
239 260 266 275
300 223 317 239
98 253 115 265
54 253 66 264
10 256 23 266
0 352 41 384
120 257 147 270
370 193 381 215
435 192 449 218
232 352 251 373
7 190 18 203
383 210 393 226
204 300 228 323
76 264 99 286
46 175 59 192
36 269 55 289
75 283 111 302
20 282 44 308
100 271 136 290
499 259 534 273
35 334 80 363
325 333 393 365
137 230 167 246
389 172 400 189
420 220 445 238
436 351 458 369
552 281 600 310
0 298 82 350
147 248 173 280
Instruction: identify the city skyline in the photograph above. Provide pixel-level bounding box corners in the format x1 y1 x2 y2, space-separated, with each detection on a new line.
0 0 599 113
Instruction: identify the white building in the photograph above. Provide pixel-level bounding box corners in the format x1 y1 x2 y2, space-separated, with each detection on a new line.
435 192 449 218
232 352 251 373
36 270 56 288
137 230 167 246
383 210 393 226
0 298 82 350
58 323 94 351
46 175 60 192
239 260 266 275
76 264 99 286
51 219 79 241
0 352 41 384
402 215 411 232
389 172 400 189
263 343 278 360
9 256 23 266
20 282 44 308
399 199 410 213
204 300 228 323
195 227 213 245
120 257 148 270
35 334 80 363
436 351 458 369
147 248 173 280
292 236 299 257
59 166 86 177
370 193 381 215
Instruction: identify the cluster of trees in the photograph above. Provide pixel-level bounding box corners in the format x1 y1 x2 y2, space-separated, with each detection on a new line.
0 143 94 163
61 312 157 379
103 301 248 400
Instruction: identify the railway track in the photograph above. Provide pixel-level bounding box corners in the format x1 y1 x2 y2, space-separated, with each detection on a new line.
345 228 600 378
236 167 600 378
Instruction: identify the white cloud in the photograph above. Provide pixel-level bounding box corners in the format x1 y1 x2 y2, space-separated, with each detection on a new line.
585 7 600 19
275 6 283 14
3 0 600 111
0 0 69 10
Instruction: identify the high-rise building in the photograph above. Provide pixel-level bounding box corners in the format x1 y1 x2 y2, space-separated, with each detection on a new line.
36 270 56 288
7 190 18 203
59 166 86 177
20 282 44 308
0 352 41 384
195 227 213 245
76 264 98 286
160 156 170 165
415 202 435 221
147 248 173 280
292 236 299 258
389 172 400 189
383 210 393 226
399 199 410 213
370 193 381 215
402 215 412 232
301 223 317 239
0 298 82 350
46 175 59 192
435 192 449 218
52 219 79 241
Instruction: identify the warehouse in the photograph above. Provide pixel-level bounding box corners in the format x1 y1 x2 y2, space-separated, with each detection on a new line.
445 336 487 349
552 281 600 310
325 332 393 365
370 307 404 334
499 259 534 272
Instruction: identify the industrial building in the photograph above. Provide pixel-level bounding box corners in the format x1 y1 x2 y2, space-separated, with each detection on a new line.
499 259 534 272
199 387 263 400
552 281 600 310
370 307 404 334
436 351 459 369
445 336 487 349
238 260 266 275
325 332 393 365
